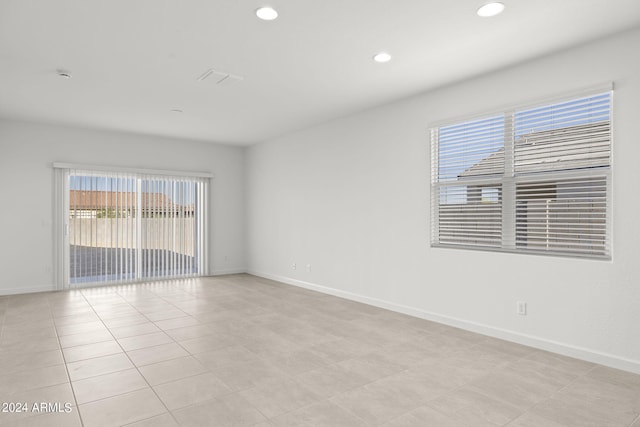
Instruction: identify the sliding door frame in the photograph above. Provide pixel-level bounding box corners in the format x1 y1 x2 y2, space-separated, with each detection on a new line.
53 163 212 289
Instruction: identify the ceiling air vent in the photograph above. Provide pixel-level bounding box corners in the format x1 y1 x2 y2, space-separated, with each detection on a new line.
197 68 244 86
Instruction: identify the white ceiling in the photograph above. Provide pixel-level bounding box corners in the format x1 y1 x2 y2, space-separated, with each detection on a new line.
1 0 639 146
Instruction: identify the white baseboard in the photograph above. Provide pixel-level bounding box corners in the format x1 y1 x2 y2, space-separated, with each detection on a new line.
0 285 56 296
248 270 640 375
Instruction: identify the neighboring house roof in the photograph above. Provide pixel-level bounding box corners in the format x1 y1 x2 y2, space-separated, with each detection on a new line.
458 121 610 178
69 190 177 210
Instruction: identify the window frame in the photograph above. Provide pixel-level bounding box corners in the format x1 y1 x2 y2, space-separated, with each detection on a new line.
430 85 613 260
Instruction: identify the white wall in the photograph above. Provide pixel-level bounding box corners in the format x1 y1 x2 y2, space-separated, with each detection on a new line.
0 120 245 294
246 28 640 373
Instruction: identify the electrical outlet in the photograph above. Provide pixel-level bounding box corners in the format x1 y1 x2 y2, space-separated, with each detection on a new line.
516 301 527 315
292 263 297 270
306 264 311 272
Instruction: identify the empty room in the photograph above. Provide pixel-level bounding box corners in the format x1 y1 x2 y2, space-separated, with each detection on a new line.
1 1 640 426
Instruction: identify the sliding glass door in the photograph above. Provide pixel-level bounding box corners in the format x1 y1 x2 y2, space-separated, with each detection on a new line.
56 167 209 287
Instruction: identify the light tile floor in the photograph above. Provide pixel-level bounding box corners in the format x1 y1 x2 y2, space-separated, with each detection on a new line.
0 274 639 426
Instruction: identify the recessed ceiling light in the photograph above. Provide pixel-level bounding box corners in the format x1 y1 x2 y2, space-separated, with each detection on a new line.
57 69 72 79
477 2 505 17
373 52 392 63
256 6 278 21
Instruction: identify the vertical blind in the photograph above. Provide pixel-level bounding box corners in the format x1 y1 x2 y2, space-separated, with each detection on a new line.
58 167 209 286
431 89 612 259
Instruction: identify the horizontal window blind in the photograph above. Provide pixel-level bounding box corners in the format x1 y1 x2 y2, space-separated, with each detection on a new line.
431 90 611 259
64 168 208 285
437 184 502 248
436 116 505 181
516 177 608 256
514 93 611 174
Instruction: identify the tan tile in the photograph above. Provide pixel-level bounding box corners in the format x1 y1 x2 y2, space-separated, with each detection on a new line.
0 349 64 376
3 275 640 427
329 382 423 425
72 368 147 404
53 305 100 326
3 410 82 427
56 321 108 337
552 375 640 421
59 330 114 348
408 359 486 389
0 364 68 395
117 331 173 351
428 387 522 426
523 350 595 376
178 334 235 354
154 316 200 331
109 322 160 339
527 395 635 427
67 353 133 381
378 340 443 366
501 358 580 390
368 370 451 405
78 388 166 427
124 413 179 427
477 337 537 358
126 342 189 366
62 340 122 363
3 314 53 327
208 358 286 391
508 412 575 427
586 365 640 390
272 400 368 427
260 348 328 376
469 369 559 411
334 353 406 382
100 314 149 329
0 326 58 344
142 310 186 322
0 337 60 354
138 356 208 385
194 346 260 370
91 306 138 319
163 324 218 341
173 393 266 427
414 332 475 355
307 338 377 364
153 372 231 410
384 405 492 427
95 309 144 321
445 344 520 372
234 330 300 357
239 377 320 418
295 363 370 398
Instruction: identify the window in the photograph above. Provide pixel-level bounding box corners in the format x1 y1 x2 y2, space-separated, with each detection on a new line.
54 165 210 287
430 89 611 259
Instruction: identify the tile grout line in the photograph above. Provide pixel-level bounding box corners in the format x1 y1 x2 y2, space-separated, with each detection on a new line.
49 292 84 427
106 278 259 424
122 279 275 425
77 284 182 426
